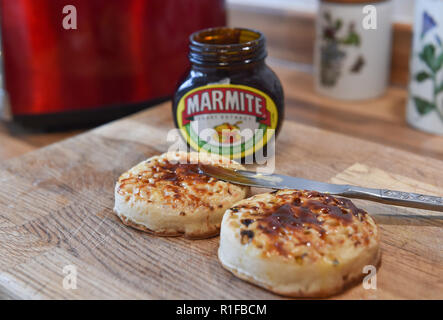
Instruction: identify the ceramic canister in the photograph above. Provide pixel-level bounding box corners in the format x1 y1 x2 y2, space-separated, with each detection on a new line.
314 0 393 100
406 0 443 135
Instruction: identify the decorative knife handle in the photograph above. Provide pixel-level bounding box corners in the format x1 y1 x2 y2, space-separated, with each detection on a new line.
380 189 443 212
343 186 443 212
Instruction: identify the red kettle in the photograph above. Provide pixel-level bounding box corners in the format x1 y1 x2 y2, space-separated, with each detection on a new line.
0 0 226 127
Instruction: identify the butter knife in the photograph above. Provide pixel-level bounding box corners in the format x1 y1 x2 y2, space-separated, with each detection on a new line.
199 165 443 212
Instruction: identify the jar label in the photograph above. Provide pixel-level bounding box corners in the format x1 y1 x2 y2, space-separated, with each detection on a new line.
176 84 278 159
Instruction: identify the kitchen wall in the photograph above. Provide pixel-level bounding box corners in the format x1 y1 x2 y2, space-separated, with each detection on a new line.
228 0 415 23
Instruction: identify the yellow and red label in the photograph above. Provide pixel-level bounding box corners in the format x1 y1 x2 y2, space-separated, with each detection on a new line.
176 84 278 159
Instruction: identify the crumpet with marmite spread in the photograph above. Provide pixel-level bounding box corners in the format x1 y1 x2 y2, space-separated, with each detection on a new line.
218 189 380 297
114 152 249 239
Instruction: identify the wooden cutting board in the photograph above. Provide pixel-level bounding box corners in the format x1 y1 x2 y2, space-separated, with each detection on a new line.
0 101 442 299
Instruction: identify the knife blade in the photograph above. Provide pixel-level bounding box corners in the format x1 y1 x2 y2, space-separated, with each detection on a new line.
199 165 443 212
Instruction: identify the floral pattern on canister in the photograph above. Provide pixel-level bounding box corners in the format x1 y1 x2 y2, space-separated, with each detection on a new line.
320 11 364 87
315 1 392 100
407 0 443 135
412 12 443 120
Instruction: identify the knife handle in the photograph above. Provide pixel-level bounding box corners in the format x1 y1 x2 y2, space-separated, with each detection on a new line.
342 186 443 212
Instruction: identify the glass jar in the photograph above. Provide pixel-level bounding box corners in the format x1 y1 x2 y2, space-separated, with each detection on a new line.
172 27 284 161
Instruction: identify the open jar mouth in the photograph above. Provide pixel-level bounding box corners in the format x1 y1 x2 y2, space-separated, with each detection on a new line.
189 27 267 66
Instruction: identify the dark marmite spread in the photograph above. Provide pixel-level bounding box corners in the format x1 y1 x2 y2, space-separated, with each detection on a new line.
232 190 368 240
118 161 212 189
172 27 284 161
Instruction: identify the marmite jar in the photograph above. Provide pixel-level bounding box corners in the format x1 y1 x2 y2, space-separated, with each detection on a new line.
173 27 284 161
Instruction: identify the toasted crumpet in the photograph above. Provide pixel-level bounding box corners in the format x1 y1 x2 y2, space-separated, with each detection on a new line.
114 151 249 238
218 189 380 297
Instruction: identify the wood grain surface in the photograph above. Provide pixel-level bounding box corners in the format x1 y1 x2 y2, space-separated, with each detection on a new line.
0 120 82 161
0 93 442 299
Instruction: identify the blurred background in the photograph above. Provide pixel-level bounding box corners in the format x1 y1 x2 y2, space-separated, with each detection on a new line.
229 0 415 22
1 0 442 161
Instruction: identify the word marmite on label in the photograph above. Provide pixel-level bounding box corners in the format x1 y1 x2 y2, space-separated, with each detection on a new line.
176 84 278 159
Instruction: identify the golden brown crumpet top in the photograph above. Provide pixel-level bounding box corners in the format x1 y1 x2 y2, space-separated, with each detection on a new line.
117 152 245 209
226 189 378 263
117 158 215 209
114 152 249 238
